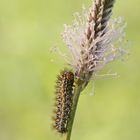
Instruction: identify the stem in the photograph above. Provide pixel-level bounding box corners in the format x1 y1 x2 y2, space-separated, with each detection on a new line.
65 73 92 140
65 83 83 140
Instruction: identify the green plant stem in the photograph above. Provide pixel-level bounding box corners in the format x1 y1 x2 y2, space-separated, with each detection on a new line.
65 83 83 140
65 73 92 140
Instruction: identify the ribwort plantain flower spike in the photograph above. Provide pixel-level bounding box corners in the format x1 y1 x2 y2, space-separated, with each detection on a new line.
62 0 127 82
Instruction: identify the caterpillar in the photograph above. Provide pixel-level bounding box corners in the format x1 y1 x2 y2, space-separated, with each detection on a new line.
53 70 74 133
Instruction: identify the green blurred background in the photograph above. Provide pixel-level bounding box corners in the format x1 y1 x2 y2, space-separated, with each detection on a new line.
0 0 140 140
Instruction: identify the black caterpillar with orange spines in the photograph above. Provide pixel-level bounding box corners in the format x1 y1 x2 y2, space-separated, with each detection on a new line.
53 70 74 133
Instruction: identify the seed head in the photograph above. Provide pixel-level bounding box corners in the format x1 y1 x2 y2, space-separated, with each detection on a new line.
62 0 128 80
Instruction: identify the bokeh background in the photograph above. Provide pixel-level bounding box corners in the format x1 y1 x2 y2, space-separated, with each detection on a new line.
0 0 140 140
